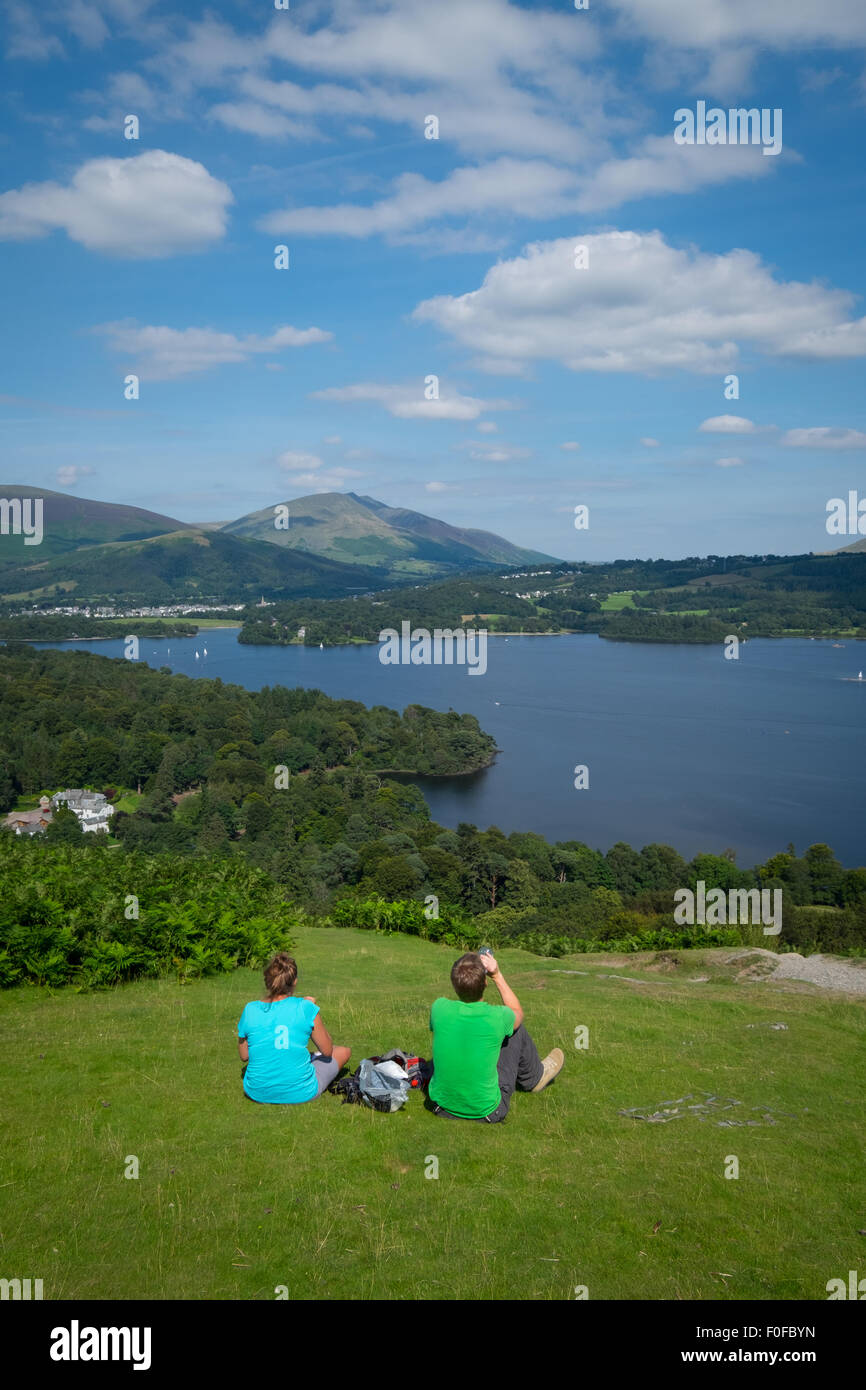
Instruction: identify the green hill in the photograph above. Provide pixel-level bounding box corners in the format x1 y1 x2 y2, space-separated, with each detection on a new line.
1 923 862 1300
0 484 186 559
222 491 558 577
0 527 385 604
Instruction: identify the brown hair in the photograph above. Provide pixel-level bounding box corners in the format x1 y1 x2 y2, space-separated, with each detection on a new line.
451 953 488 1003
264 953 298 1000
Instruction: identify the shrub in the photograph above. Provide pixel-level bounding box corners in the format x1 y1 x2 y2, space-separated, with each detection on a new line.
0 837 298 990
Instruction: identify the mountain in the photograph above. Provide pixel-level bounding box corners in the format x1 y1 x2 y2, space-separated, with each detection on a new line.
0 484 558 605
222 491 558 577
0 527 384 605
0 485 187 559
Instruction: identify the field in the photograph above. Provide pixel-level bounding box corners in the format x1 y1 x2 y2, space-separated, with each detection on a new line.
600 591 646 611
102 618 243 631
1 927 863 1301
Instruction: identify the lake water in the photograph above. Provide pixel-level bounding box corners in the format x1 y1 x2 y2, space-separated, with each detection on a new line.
31 631 866 867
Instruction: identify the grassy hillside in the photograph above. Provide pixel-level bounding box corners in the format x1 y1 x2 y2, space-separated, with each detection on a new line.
0 528 384 604
0 485 185 559
223 491 557 578
1 926 862 1301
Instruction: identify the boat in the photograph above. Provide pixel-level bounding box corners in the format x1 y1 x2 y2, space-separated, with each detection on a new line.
203 647 207 656
319 642 324 649
194 651 199 659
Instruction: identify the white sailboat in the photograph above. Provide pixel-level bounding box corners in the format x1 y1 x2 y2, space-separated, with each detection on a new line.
203 646 208 656
195 650 199 660
319 642 324 649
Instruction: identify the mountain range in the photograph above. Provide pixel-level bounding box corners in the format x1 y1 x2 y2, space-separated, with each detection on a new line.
0 485 557 606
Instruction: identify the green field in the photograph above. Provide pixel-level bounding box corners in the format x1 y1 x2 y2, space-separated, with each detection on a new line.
1 927 863 1301
600 591 646 611
103 618 242 630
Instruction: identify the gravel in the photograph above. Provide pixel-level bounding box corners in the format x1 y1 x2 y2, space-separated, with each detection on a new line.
768 952 866 995
726 948 866 996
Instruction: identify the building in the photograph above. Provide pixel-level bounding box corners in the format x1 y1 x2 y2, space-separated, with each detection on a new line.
3 796 53 837
50 789 114 833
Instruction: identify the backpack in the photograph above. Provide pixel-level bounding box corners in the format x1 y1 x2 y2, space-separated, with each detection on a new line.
328 1049 433 1111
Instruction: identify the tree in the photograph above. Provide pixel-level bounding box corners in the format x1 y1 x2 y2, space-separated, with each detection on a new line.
44 806 84 844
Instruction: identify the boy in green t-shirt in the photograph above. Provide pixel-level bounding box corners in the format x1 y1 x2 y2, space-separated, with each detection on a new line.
428 952 564 1123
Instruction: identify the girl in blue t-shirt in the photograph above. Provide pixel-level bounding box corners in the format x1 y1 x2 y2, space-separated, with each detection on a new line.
237 953 351 1105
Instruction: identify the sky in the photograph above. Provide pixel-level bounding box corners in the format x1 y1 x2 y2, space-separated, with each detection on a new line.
1 0 866 562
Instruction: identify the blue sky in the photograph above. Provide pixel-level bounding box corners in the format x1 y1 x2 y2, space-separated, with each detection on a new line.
1 0 866 561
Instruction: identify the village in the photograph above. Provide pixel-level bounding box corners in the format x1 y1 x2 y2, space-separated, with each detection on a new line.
3 789 114 837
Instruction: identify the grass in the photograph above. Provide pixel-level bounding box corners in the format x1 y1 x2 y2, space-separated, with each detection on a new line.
9 787 144 815
1 927 864 1301
600 591 647 611
102 618 242 631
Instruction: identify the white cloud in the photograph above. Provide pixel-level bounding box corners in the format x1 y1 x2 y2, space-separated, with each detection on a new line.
699 415 758 433
56 465 95 488
610 0 866 50
576 135 778 213
476 421 498 433
288 467 364 491
278 451 324 472
65 1 110 49
259 159 581 240
457 441 531 462
0 151 232 258
781 427 866 449
714 457 745 467
5 3 65 60
260 141 778 243
640 437 660 447
322 435 342 444
425 480 461 493
96 321 332 380
208 102 321 141
560 441 581 451
414 230 866 376
310 382 513 421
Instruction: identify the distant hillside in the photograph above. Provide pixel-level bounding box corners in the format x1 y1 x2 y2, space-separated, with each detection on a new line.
833 537 866 554
222 491 558 577
0 527 384 605
0 484 559 605
0 485 186 559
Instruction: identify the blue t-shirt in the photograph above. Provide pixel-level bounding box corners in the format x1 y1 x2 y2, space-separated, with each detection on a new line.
238 997 320 1104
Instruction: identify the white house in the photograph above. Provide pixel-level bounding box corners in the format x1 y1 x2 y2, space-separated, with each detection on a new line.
51 789 114 833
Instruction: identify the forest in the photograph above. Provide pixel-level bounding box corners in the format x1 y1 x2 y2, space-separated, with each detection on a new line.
0 645 863 987
0 616 198 640
238 553 866 647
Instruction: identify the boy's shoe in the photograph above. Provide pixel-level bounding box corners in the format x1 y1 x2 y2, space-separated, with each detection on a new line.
532 1048 565 1092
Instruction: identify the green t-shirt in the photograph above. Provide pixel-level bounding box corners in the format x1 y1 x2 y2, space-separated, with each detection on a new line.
429 996 515 1119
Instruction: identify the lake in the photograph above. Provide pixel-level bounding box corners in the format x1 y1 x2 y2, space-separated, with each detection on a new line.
31 630 866 867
